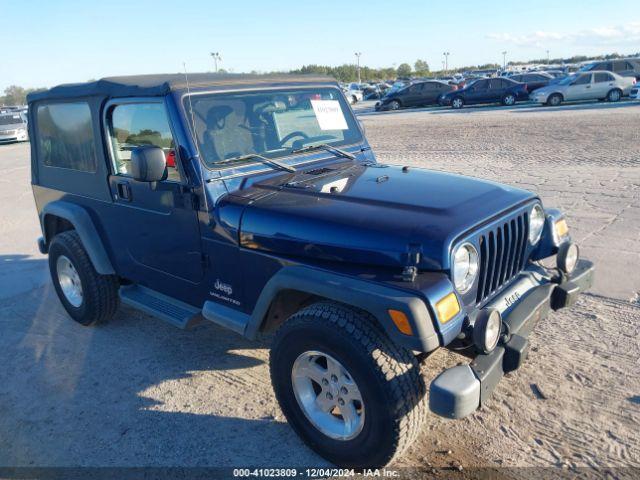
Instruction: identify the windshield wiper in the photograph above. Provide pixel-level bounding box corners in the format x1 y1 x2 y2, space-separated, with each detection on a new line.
216 153 296 173
291 143 356 161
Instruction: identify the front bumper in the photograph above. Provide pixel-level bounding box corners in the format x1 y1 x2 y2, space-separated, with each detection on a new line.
429 259 595 419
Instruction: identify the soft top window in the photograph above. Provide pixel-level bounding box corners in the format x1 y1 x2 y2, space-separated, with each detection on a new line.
185 87 362 168
36 102 97 172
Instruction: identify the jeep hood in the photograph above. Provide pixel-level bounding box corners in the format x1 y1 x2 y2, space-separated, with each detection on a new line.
233 163 535 271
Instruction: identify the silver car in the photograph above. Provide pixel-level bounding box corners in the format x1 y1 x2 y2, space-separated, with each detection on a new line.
0 112 28 143
530 71 636 106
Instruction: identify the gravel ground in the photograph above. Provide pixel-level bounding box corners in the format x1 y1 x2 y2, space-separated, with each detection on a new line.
0 101 639 476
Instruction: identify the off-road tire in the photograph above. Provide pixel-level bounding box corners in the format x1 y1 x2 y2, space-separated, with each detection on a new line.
48 230 119 326
270 302 428 468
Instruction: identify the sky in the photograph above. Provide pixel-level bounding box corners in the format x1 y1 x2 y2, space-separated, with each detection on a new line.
0 0 638 92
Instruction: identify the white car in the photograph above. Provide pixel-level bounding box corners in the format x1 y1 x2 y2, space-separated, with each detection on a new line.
630 84 640 100
530 70 636 106
343 83 364 104
0 112 29 143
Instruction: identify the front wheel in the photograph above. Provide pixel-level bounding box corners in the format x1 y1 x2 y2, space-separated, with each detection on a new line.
606 89 622 102
502 93 516 106
270 302 427 468
388 100 401 110
547 93 563 106
451 97 464 109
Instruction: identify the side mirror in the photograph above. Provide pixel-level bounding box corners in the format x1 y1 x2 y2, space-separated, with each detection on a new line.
130 146 167 183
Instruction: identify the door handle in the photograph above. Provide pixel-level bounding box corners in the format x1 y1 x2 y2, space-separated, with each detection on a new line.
585 85 591 88
116 181 132 201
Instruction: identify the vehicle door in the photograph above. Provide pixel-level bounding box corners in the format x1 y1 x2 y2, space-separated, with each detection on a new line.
593 72 615 97
488 78 507 102
565 74 592 100
419 82 439 105
103 99 204 288
612 60 634 78
465 79 489 104
402 83 424 107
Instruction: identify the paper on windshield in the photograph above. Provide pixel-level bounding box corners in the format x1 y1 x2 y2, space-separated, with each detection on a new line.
310 100 348 131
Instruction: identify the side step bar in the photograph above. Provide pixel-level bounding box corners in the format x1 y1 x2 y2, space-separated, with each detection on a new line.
119 285 201 329
202 300 250 335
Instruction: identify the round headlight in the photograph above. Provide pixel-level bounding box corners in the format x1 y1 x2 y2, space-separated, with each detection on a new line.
472 309 502 354
529 204 545 244
557 242 579 274
453 243 479 293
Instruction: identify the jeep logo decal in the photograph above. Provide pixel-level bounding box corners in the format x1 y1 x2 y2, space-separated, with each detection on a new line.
213 279 233 296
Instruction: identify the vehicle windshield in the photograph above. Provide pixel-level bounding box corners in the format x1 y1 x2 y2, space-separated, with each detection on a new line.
185 87 362 167
0 114 24 126
558 74 579 85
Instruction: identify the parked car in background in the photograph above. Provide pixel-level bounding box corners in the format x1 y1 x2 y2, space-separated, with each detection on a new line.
579 58 640 80
530 71 636 106
543 70 568 79
343 83 364 104
375 80 455 111
509 72 554 93
0 111 29 143
439 77 528 109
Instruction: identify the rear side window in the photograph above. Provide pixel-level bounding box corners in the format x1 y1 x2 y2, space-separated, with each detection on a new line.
594 72 613 82
37 102 96 172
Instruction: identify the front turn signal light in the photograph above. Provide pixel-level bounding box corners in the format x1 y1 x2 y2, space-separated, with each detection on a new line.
555 219 569 238
388 309 413 336
435 292 460 324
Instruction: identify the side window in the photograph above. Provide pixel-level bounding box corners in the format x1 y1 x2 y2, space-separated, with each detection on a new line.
408 83 423 93
37 102 96 172
594 72 611 83
572 74 591 85
108 103 180 182
489 79 503 89
473 80 488 90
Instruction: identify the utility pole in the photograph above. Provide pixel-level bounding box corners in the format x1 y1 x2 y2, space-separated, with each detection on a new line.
355 52 362 84
502 51 507 70
443 52 450 72
210 52 222 73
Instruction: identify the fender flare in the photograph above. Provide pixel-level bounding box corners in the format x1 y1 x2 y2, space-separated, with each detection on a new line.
40 200 115 275
244 265 440 352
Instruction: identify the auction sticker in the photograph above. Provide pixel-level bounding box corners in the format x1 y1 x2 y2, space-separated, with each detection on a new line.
311 100 348 130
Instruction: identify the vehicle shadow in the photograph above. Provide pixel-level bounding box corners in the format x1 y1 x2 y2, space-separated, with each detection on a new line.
0 269 330 467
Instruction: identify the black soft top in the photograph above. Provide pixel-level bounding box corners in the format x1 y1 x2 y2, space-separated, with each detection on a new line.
27 73 337 103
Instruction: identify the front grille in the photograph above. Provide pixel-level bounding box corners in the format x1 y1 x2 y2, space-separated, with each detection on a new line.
475 211 529 304
0 130 15 136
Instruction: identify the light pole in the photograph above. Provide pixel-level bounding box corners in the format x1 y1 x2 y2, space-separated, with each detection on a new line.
546 50 550 64
210 52 222 73
443 52 450 72
355 52 362 84
502 51 507 70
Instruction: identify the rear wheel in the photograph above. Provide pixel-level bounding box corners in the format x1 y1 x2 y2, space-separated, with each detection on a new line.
48 231 119 326
270 302 427 468
547 93 563 106
451 97 464 109
502 93 516 106
606 89 622 102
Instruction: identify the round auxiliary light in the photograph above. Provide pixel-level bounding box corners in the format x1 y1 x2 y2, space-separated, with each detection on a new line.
529 204 545 244
557 242 579 274
473 309 502 354
453 243 479 294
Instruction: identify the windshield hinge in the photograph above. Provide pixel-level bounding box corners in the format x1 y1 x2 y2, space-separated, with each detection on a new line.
402 243 422 282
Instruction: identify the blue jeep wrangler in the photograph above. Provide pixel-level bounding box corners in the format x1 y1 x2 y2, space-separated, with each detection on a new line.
28 74 594 467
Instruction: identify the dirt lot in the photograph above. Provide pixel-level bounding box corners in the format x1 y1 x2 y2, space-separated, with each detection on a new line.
1 101 639 476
